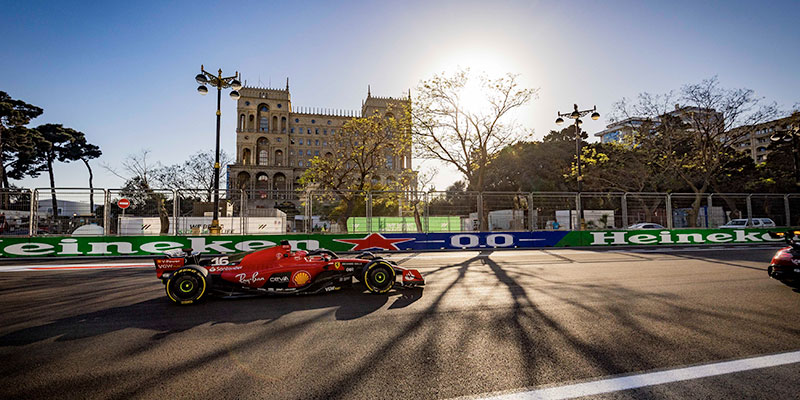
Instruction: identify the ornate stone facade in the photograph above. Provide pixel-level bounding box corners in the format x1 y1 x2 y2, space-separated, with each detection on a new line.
226 82 412 200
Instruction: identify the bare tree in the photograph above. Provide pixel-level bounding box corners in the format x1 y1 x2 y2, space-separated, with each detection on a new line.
156 149 232 201
104 150 171 234
612 77 778 226
411 69 537 229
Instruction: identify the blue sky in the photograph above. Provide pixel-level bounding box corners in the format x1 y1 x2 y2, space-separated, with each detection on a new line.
2 0 799 190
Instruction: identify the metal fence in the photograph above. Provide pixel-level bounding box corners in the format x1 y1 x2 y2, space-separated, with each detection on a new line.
1 188 799 236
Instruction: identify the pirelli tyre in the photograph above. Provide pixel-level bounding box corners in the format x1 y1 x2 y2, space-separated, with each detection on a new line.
362 260 396 294
165 267 209 305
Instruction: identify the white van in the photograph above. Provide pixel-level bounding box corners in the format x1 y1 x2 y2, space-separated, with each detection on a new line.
720 218 776 228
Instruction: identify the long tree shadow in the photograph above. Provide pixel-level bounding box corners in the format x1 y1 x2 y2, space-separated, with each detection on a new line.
309 252 479 399
479 250 800 390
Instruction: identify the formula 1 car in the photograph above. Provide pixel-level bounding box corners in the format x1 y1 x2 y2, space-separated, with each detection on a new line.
153 241 425 305
767 230 800 288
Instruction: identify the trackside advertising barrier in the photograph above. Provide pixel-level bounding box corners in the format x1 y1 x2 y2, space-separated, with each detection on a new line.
0 228 790 258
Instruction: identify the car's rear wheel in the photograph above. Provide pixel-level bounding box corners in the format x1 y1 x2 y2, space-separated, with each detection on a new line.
362 260 395 294
166 267 209 305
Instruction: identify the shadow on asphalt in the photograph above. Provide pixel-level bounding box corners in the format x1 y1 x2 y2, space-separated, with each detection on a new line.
2 250 797 400
0 283 424 346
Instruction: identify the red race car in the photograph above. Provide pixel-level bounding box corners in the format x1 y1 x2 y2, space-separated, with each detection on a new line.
154 241 425 305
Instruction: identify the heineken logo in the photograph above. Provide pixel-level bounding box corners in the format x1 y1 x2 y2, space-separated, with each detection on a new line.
589 230 784 246
0 238 321 257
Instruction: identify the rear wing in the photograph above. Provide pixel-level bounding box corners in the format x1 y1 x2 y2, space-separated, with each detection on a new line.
154 257 185 278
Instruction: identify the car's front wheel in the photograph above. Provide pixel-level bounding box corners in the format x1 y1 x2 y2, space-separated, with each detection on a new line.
165 267 209 305
362 260 396 294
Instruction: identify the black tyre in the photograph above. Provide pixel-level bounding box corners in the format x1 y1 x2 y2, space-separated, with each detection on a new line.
362 260 396 294
165 267 209 305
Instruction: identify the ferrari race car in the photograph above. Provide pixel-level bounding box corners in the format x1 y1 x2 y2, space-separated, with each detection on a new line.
153 241 425 305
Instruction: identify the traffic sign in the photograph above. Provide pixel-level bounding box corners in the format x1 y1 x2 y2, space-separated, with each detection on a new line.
118 198 130 209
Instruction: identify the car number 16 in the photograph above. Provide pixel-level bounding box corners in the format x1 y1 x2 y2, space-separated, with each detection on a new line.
211 256 230 265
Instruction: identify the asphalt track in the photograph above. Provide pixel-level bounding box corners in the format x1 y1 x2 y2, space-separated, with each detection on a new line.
1 247 799 400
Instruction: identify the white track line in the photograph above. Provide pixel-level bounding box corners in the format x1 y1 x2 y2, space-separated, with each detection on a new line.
477 350 800 400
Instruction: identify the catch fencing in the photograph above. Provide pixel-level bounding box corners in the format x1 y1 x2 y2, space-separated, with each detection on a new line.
1 188 799 236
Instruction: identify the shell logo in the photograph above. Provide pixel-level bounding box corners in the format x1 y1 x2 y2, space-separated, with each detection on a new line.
292 270 311 286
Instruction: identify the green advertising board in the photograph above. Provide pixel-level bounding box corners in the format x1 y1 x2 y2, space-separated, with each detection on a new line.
558 228 787 247
347 216 461 232
0 228 789 258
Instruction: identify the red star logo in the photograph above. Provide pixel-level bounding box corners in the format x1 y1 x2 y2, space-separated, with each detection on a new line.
334 233 415 251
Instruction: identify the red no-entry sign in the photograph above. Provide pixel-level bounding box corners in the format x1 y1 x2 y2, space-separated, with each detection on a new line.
118 198 130 209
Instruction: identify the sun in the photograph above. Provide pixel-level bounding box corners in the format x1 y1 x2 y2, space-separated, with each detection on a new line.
459 77 490 115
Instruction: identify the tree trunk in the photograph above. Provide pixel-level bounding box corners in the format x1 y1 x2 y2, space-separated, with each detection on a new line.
0 162 8 209
82 158 95 214
337 195 356 233
476 167 488 231
47 155 58 217
0 127 6 189
412 199 423 233
719 195 741 221
154 194 170 234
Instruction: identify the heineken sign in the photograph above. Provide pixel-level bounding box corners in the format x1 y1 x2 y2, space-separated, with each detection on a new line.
580 229 786 246
0 229 788 258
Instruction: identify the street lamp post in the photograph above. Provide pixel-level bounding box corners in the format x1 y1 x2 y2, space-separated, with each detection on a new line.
770 124 800 187
195 65 242 235
556 104 600 230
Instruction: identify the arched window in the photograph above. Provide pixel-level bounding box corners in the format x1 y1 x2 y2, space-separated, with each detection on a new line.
248 114 254 130
242 148 251 165
272 116 278 133
256 173 269 189
273 173 286 191
257 104 269 131
237 172 251 189
371 175 381 185
281 117 287 133
239 114 245 131
275 150 283 166
257 137 270 166
386 155 393 169
259 150 268 165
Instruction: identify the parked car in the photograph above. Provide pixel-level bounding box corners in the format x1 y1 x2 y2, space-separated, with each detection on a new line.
720 218 776 228
627 223 666 229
